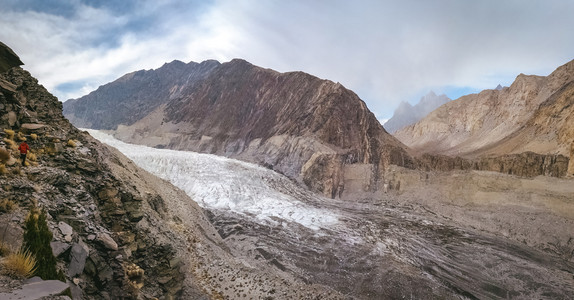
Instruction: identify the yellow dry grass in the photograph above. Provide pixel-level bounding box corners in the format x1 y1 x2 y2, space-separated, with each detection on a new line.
3 129 15 139
0 199 17 213
27 152 37 162
1 249 37 279
3 138 18 151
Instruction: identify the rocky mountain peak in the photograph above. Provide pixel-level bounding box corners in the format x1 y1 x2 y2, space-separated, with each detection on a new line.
64 59 414 198
0 42 23 73
384 91 451 133
422 90 437 100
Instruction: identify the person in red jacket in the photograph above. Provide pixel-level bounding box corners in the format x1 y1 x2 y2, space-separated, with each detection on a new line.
18 141 30 166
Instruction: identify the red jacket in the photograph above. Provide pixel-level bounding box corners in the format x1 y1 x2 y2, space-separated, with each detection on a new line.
18 142 30 154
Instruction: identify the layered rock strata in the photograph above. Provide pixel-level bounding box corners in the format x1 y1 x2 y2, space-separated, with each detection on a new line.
395 59 574 158
65 59 415 198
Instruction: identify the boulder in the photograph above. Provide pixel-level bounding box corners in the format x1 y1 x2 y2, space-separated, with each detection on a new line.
0 279 69 300
50 241 71 257
97 232 119 251
68 242 90 277
58 221 73 242
21 123 46 131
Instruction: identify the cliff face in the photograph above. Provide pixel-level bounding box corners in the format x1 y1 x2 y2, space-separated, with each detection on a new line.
65 59 415 198
384 91 451 133
395 59 574 158
394 59 574 177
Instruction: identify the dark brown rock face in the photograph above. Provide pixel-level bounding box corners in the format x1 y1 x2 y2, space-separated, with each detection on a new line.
65 59 415 197
0 41 23 73
418 152 568 178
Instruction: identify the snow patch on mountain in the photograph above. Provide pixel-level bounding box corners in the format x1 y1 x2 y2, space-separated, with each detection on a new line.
86 129 339 230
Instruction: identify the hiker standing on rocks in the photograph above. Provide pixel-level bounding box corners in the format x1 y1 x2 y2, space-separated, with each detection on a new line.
18 140 30 166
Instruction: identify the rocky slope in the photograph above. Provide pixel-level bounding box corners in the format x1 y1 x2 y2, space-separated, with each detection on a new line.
0 51 191 298
395 59 574 161
64 59 416 198
384 91 451 133
0 43 346 299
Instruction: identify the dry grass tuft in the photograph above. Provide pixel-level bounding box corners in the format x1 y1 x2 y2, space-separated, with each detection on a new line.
1 249 37 279
0 199 17 213
17 132 26 142
3 129 15 140
1 250 37 279
3 138 18 151
67 139 77 148
30 133 38 140
27 152 37 162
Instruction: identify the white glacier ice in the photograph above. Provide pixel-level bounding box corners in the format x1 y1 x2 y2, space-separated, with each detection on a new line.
86 130 339 230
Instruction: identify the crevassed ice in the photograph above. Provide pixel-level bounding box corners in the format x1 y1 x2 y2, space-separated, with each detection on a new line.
86 130 339 230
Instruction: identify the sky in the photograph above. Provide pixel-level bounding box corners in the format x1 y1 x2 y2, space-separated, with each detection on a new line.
1 0 574 122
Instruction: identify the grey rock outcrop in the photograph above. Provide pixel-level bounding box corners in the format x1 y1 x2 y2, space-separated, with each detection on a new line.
68 242 89 277
0 278 69 299
384 91 451 133
50 241 71 257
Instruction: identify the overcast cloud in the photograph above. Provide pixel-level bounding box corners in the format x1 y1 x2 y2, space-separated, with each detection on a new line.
1 0 574 120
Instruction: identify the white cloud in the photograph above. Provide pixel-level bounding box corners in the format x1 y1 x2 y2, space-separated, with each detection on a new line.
1 0 574 117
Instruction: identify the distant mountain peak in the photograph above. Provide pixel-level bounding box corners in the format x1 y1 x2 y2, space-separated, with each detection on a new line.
495 84 503 90
424 90 437 98
384 91 451 133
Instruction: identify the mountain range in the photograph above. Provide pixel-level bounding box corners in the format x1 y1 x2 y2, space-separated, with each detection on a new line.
395 59 574 162
3 41 574 299
64 57 574 191
0 40 355 300
65 59 416 198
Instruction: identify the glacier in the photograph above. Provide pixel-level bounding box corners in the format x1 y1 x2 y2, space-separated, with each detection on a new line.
85 129 574 299
86 129 339 230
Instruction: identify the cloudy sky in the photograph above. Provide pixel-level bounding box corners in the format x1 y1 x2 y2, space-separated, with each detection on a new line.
2 0 574 121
